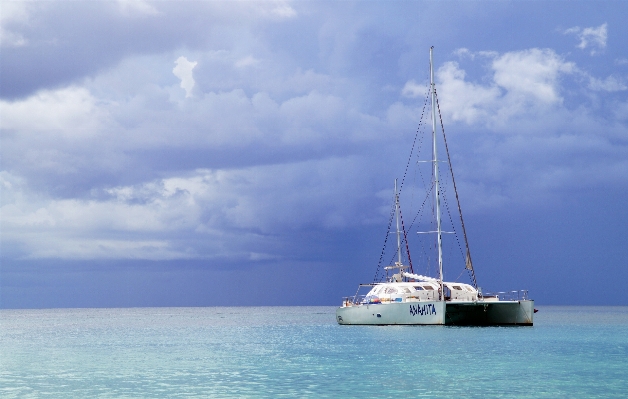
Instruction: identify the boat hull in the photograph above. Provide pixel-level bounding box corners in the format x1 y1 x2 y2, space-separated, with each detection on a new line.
336 300 534 326
445 300 534 326
336 301 446 325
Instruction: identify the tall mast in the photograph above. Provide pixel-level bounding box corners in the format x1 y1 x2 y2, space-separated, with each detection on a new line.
394 179 403 268
430 46 444 295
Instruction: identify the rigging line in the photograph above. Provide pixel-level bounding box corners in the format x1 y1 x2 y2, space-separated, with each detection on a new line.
414 136 430 204
378 71 432 282
455 267 466 282
402 182 434 276
438 162 465 264
440 185 466 264
406 180 434 236
373 200 397 283
398 206 414 274
434 87 478 289
409 109 429 210
406 188 433 268
399 77 431 195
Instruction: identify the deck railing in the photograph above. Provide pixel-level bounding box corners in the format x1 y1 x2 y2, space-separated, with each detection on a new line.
343 290 529 306
481 290 529 301
342 295 367 306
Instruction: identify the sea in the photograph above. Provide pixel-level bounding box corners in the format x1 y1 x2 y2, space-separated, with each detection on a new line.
1 306 627 398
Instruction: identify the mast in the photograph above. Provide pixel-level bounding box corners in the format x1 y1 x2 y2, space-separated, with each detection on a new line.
394 179 403 269
430 46 445 299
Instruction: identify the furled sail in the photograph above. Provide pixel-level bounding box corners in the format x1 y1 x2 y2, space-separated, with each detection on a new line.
465 250 473 271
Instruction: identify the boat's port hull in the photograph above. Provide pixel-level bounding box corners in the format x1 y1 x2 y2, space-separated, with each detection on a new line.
336 300 534 326
336 301 446 325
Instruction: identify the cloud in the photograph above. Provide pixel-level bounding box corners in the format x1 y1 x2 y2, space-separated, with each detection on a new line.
401 79 425 98
2 2 627 268
0 0 30 47
0 1 300 99
453 48 498 60
395 46 628 213
404 48 578 125
588 75 627 92
235 55 261 69
491 49 575 104
434 48 575 126
435 61 502 125
1 50 388 206
1 155 378 260
270 3 297 19
0 86 105 134
563 23 608 55
172 56 198 98
116 0 160 17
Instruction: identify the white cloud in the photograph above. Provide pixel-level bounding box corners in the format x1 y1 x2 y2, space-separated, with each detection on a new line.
492 48 575 104
172 56 198 98
453 48 498 60
588 75 627 92
0 0 30 47
401 79 425 98
563 23 608 55
116 0 160 17
0 86 105 135
235 55 261 69
453 48 474 59
249 252 282 261
271 3 297 18
435 61 501 125
0 29 27 47
435 48 575 126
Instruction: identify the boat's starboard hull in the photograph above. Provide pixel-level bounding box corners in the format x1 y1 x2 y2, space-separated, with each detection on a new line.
445 300 534 326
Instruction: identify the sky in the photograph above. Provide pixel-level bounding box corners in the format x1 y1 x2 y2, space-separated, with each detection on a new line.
1 0 628 308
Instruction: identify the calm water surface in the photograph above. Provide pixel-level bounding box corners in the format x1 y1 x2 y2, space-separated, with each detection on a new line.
1 306 627 398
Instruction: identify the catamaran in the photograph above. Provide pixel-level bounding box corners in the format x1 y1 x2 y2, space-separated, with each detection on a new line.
336 47 534 326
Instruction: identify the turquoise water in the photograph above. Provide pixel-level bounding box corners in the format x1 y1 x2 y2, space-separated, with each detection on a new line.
1 306 627 398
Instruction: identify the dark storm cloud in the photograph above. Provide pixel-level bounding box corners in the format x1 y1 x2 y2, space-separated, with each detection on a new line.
0 1 280 99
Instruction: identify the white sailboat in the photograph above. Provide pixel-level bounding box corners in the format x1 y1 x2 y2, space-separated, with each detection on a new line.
336 47 534 326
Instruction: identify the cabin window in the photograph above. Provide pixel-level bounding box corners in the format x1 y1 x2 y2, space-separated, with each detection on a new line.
384 287 398 294
402 288 411 294
413 286 424 291
452 285 462 290
423 286 434 290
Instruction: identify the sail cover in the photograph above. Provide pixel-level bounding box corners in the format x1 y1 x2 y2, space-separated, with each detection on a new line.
402 272 439 283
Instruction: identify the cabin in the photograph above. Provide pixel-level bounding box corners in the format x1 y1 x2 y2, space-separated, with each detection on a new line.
360 281 478 305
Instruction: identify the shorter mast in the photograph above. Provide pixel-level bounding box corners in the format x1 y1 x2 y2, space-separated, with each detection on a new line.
394 179 403 269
